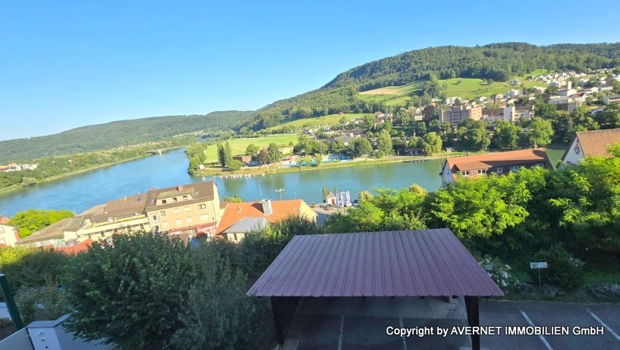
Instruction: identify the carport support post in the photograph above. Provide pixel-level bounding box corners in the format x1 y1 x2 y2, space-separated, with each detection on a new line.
271 297 300 345
464 296 480 350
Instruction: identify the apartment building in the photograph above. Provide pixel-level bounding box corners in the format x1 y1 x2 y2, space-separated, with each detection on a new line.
440 105 482 128
145 181 222 240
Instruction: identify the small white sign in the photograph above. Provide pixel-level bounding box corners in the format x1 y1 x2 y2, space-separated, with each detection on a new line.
530 262 548 269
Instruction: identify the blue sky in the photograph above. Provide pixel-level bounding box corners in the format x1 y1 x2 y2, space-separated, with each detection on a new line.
1 0 619 141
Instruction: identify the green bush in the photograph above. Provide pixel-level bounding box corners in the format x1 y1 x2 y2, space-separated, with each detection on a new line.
63 232 194 350
15 277 71 324
531 244 585 291
0 246 71 295
170 244 274 350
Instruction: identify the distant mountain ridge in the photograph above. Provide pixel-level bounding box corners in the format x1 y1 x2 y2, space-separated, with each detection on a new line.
0 111 253 163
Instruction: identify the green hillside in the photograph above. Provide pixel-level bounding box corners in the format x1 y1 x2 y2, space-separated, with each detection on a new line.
238 43 620 132
0 111 253 163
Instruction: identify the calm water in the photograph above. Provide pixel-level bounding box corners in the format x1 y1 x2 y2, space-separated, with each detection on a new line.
0 149 444 217
0 146 568 218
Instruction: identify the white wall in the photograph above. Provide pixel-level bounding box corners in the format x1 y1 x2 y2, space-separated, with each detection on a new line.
561 138 584 166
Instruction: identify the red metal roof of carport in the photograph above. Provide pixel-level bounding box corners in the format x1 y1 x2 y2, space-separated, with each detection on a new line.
247 229 504 298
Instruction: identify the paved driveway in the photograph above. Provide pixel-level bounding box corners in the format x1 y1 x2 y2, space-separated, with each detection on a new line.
480 300 620 350
283 298 620 350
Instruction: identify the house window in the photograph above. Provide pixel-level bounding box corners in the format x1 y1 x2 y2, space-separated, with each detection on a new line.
477 169 487 175
184 206 190 212
160 211 166 217
183 195 189 201
200 214 209 221
172 197 178 203
152 215 157 221
198 204 207 210
162 199 167 204
174 208 180 214
187 217 192 223
176 219 182 225
461 171 470 176
495 167 503 174
510 165 520 172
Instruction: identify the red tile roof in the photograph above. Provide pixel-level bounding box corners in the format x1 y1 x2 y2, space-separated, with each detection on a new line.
445 148 551 172
247 229 504 298
576 128 620 157
0 216 9 225
56 239 93 255
217 200 313 234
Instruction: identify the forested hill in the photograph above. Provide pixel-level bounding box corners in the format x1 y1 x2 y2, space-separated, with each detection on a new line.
236 42 620 131
324 43 620 91
0 111 253 163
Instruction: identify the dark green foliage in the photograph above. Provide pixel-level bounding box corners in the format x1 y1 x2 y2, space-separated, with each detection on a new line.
0 247 71 295
239 216 321 281
63 232 194 350
456 119 491 151
170 244 273 350
222 195 244 203
326 43 620 90
350 138 372 157
531 245 585 291
0 111 253 163
9 209 74 238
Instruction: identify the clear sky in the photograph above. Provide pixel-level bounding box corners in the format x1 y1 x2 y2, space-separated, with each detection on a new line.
1 0 619 141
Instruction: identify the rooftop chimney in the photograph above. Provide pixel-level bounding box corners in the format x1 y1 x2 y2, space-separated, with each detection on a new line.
177 185 184 191
261 199 273 215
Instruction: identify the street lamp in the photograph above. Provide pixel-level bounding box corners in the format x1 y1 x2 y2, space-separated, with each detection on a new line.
275 188 285 201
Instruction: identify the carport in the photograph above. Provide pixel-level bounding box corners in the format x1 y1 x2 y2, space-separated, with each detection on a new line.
247 229 503 350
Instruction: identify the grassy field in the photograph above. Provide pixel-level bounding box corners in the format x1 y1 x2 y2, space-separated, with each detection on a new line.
205 134 300 159
265 114 368 132
357 71 549 106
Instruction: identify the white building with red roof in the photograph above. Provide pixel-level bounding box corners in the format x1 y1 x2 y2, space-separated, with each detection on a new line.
440 148 552 185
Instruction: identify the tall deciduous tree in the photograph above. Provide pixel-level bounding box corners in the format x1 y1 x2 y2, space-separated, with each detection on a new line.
493 120 520 150
267 143 281 164
422 132 442 155
456 119 491 151
351 138 372 157
528 117 554 147
376 129 393 157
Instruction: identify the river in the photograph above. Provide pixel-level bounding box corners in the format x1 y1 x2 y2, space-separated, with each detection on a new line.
0 145 568 217
0 149 446 217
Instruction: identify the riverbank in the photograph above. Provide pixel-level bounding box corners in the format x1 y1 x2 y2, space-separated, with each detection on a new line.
0 154 157 198
194 152 470 178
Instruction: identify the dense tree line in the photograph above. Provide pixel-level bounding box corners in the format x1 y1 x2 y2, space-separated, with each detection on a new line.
325 43 620 90
8 209 74 238
0 111 253 163
323 146 620 275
